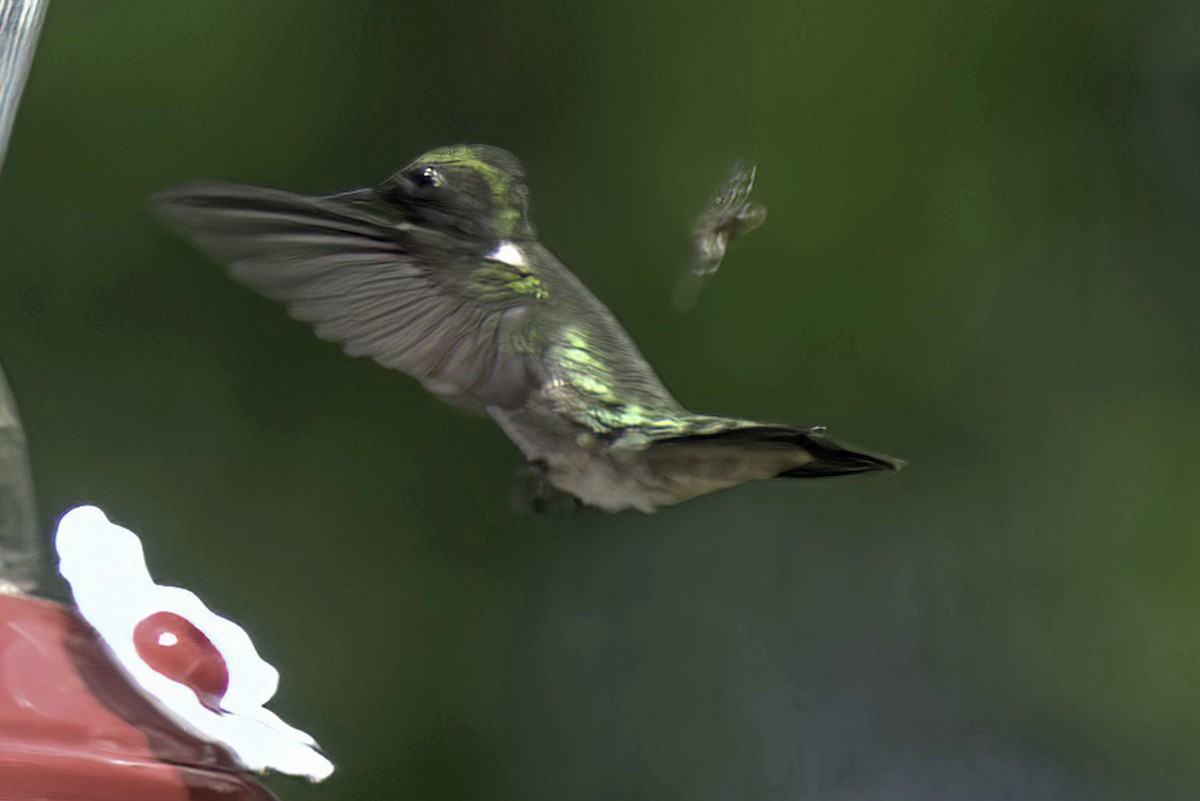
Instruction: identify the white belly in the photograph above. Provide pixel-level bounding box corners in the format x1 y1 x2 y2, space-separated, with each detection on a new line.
488 406 663 512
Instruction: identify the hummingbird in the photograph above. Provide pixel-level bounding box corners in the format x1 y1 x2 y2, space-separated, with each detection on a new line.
155 145 902 513
672 159 768 312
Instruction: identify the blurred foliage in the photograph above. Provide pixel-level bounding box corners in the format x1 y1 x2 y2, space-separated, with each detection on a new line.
2 1 1199 799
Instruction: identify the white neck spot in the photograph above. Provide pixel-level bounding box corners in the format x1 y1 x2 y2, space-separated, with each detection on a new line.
486 241 527 268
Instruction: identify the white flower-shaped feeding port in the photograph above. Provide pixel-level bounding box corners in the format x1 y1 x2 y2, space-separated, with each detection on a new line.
55 505 334 782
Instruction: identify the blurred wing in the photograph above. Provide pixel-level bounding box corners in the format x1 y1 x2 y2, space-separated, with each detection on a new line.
154 182 539 411
673 160 767 312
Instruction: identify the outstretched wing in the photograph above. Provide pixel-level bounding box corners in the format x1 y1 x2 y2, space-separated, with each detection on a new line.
154 182 541 411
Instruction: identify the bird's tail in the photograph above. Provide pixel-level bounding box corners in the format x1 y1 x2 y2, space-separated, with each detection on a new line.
650 422 904 480
775 427 905 478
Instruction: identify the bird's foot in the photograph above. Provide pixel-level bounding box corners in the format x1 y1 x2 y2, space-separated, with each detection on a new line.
509 460 585 515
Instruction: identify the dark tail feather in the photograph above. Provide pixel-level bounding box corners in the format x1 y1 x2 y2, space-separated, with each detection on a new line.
656 423 904 479
778 428 905 478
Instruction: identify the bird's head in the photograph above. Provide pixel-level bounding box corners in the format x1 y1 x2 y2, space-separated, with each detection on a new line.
378 144 534 242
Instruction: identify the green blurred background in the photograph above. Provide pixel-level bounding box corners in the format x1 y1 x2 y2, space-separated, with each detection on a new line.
3 1 1200 798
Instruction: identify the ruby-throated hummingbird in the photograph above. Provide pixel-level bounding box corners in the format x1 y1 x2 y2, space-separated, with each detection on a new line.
155 145 902 513
673 159 767 312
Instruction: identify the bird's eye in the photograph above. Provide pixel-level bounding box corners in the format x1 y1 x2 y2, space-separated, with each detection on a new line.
412 165 443 188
